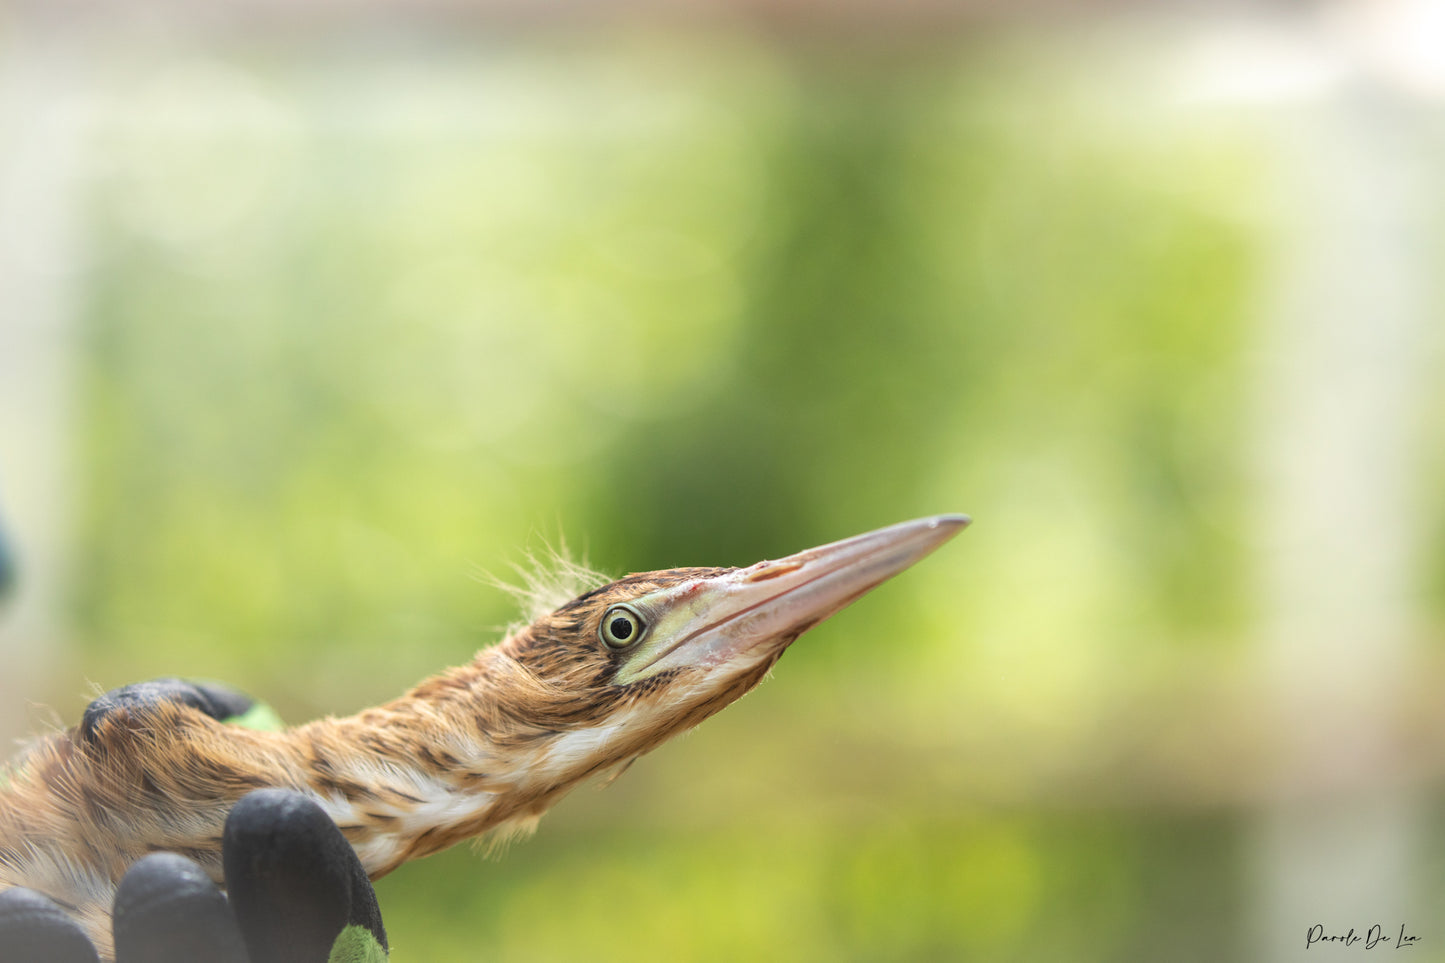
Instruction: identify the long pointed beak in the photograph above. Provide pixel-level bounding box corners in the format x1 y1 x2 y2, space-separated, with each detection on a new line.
615 514 970 684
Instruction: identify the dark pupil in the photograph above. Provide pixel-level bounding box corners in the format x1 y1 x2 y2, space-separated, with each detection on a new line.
609 616 634 641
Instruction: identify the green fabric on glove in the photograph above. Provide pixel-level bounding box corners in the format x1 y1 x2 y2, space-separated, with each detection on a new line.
222 702 287 733
329 924 390 963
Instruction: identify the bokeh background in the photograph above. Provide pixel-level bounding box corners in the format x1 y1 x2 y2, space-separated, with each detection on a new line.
2 1 1444 960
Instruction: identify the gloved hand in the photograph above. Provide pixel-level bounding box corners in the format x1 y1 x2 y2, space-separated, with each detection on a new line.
0 681 389 963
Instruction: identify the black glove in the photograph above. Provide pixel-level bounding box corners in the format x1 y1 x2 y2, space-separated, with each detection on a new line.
0 681 389 963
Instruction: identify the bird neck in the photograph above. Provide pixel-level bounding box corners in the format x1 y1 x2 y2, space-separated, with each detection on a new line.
289 645 610 875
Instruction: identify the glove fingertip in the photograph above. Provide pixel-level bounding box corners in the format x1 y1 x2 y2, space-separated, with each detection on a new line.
0 887 101 963
226 789 363 962
190 682 257 723
79 678 254 744
113 852 248 963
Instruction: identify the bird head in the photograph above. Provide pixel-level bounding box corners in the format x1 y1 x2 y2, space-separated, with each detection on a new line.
487 515 968 785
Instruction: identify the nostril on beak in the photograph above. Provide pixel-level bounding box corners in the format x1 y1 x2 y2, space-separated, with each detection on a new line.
743 559 804 583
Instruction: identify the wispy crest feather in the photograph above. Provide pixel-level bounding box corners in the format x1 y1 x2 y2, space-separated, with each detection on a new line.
478 539 612 633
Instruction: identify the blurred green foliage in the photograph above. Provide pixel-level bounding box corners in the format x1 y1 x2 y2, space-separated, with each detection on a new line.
373 811 1242 962
69 31 1263 961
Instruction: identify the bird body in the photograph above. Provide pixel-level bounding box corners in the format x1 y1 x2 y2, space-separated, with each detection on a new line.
0 516 967 958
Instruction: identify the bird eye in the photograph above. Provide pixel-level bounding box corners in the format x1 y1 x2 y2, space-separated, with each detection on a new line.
600 605 645 648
